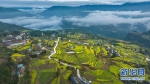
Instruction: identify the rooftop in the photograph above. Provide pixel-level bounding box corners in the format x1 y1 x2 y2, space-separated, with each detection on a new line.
17 64 23 69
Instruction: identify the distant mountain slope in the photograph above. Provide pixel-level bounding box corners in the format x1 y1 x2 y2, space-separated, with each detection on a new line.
0 21 30 31
0 7 32 18
40 2 150 17
61 20 147 39
40 6 87 17
125 31 150 48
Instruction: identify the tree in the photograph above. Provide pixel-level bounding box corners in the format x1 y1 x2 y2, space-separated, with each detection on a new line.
40 50 46 55
11 30 20 36
30 54 37 58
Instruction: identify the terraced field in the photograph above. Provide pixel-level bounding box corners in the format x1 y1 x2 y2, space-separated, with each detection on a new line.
11 35 150 84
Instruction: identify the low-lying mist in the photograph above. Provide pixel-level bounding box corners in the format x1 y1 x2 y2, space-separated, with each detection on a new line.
0 11 150 31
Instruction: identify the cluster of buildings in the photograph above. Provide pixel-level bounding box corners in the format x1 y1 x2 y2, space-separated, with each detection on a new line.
109 48 121 57
2 33 30 48
27 42 47 56
34 43 47 55
104 45 121 57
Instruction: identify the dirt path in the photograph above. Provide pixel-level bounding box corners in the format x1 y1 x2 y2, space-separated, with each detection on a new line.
47 37 83 82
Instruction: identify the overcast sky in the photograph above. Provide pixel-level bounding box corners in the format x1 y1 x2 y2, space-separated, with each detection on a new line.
0 0 150 7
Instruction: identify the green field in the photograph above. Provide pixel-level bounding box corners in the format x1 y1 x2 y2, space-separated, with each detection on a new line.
10 33 150 84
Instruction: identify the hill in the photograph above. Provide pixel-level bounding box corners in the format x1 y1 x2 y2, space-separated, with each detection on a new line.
61 20 147 39
12 30 150 84
40 2 150 17
39 2 149 39
0 28 149 84
125 31 150 48
0 7 32 19
0 21 30 31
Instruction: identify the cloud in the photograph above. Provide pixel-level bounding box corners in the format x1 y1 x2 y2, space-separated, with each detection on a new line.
145 22 150 30
18 8 46 14
10 0 150 3
88 11 150 17
1 11 150 30
0 16 62 30
0 0 150 7
64 11 150 27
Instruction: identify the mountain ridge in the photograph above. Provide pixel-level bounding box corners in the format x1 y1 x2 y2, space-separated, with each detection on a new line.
40 2 150 17
0 7 33 19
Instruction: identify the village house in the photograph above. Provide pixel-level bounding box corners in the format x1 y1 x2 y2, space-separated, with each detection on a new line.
108 48 121 57
14 64 25 77
66 51 76 54
3 34 30 48
83 42 89 45
146 58 150 61
68 39 71 42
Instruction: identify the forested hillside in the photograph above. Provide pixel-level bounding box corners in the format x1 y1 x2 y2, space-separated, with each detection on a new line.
125 31 150 48
0 21 30 32
0 7 32 19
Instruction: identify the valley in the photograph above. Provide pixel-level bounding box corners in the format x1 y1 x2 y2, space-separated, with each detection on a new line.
2 29 149 84
0 1 150 84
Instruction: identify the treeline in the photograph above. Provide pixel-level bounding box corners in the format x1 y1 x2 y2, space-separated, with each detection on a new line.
30 30 59 37
2 30 21 37
0 21 30 32
0 58 18 84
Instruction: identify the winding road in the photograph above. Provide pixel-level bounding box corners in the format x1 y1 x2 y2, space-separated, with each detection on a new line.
48 37 74 67
48 37 82 79
48 37 60 59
